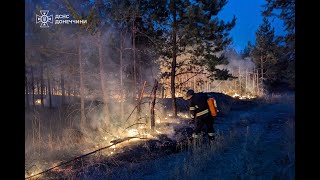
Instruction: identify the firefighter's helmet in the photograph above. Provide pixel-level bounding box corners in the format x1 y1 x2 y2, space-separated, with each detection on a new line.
185 89 194 100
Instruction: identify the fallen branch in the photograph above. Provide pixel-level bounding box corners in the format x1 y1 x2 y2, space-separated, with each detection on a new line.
25 136 148 179
124 101 150 123
122 122 147 132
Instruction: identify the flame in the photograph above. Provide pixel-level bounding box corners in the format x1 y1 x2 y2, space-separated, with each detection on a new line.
231 93 256 100
232 93 240 98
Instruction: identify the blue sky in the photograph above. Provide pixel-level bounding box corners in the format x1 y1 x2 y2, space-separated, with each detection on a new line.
218 0 286 52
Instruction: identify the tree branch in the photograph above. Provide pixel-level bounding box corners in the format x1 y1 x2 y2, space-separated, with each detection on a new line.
176 71 207 88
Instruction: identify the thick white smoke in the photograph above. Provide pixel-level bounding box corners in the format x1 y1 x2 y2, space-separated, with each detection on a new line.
216 49 255 74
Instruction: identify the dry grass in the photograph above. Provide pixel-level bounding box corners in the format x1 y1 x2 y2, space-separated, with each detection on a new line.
262 92 295 104
167 106 295 179
25 94 294 179
25 101 161 178
25 105 101 178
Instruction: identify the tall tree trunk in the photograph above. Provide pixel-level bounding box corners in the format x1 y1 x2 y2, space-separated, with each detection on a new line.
139 59 142 85
73 79 76 97
171 38 177 116
47 69 52 108
193 68 196 90
40 64 44 108
239 66 241 96
67 84 71 103
151 79 158 131
78 36 86 125
61 73 65 105
119 31 124 122
260 56 264 95
252 69 255 95
25 74 29 108
245 69 248 94
133 18 137 99
256 69 259 96
161 85 164 99
260 56 264 81
170 0 177 117
37 79 40 95
97 31 110 126
31 66 35 107
137 81 147 121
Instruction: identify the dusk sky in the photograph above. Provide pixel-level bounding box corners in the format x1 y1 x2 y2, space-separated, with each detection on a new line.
218 0 286 53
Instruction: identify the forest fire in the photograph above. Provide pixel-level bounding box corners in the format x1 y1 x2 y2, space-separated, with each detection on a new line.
25 129 159 179
239 95 256 99
223 92 256 100
23 0 295 178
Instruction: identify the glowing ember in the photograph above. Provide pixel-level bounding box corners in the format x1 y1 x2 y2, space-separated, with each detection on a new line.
232 93 240 98
231 93 256 99
35 99 41 105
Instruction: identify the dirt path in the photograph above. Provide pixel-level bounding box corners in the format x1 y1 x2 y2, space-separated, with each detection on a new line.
64 100 294 180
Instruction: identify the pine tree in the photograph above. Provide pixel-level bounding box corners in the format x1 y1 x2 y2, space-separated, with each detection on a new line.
263 0 295 60
241 41 253 59
262 0 295 89
251 17 279 93
150 0 235 117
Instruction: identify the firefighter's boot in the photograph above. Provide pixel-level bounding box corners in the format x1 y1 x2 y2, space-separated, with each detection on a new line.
208 133 215 142
192 133 201 147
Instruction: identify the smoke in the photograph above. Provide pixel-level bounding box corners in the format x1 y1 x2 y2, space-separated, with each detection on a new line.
25 2 167 176
216 49 255 74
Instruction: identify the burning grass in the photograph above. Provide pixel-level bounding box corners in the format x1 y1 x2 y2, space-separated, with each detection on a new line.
25 98 192 179
25 92 290 179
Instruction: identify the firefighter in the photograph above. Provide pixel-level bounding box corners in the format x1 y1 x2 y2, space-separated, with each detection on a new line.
185 89 218 142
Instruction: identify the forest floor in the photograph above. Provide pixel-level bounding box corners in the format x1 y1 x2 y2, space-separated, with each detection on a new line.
26 93 295 180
